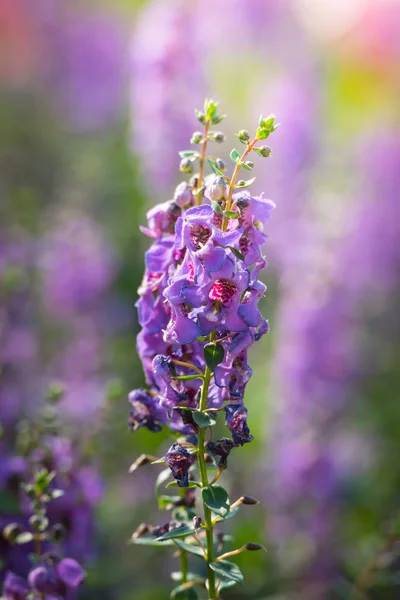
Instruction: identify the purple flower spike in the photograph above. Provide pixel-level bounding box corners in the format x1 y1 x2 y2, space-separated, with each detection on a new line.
3 571 30 600
165 442 195 487
224 404 254 446
56 557 86 588
128 389 166 432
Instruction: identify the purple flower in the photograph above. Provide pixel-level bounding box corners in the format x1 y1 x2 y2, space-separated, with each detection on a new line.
224 404 253 446
128 389 166 432
164 442 196 487
214 351 252 402
174 182 194 208
28 558 85 596
56 558 85 589
207 437 236 468
3 571 29 600
139 201 182 239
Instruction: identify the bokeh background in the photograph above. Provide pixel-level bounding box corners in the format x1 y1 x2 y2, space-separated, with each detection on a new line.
1 0 400 598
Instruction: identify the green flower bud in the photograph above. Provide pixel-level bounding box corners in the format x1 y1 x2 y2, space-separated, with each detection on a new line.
190 131 203 144
29 515 48 532
50 523 67 542
238 130 250 142
180 158 193 174
259 145 272 157
214 132 225 143
215 158 226 171
3 523 24 543
245 161 254 169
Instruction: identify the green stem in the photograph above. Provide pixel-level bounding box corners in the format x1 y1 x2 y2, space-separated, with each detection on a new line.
198 362 217 599
179 488 189 585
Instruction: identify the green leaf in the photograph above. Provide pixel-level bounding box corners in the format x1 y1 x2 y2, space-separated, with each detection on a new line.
204 98 218 120
156 525 196 542
207 159 225 177
192 411 216 428
196 335 209 342
171 584 199 599
211 114 226 125
213 506 239 522
230 149 241 163
192 185 205 197
223 210 239 219
202 486 230 518
15 532 34 545
129 534 174 547
158 494 180 510
235 177 256 189
210 560 243 584
204 343 224 371
256 127 270 140
214 575 238 592
172 375 203 382
166 481 201 489
240 161 253 171
194 109 205 124
259 114 275 129
179 150 198 158
210 200 223 215
222 245 245 261
155 468 172 494
173 539 205 558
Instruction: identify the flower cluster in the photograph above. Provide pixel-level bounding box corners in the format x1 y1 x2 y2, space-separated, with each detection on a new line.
130 189 274 436
2 461 87 600
128 100 277 598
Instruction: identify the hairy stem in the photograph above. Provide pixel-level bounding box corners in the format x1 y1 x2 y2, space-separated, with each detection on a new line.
198 360 217 599
195 121 211 206
222 136 258 231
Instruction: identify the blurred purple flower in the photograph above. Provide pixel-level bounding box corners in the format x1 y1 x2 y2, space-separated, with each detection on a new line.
267 131 400 594
130 0 206 193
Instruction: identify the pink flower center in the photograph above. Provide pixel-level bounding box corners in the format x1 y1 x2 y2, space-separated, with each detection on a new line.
239 234 250 256
190 224 212 250
209 278 238 306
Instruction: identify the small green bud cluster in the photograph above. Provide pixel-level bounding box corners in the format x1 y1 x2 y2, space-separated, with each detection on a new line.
3 469 66 549
256 113 280 140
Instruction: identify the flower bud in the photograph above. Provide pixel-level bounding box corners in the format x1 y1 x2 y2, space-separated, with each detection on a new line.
29 514 48 532
240 495 260 505
214 132 225 143
3 522 24 543
50 523 67 542
207 176 229 202
180 158 193 174
193 516 202 530
237 180 246 187
238 129 250 142
245 161 254 169
174 182 194 208
190 131 203 144
259 145 272 157
216 158 226 171
245 542 264 551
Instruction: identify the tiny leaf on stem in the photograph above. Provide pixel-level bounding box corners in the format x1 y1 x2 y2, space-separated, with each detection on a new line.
192 411 216 428
230 149 241 163
202 486 230 518
209 560 243 584
235 177 256 189
204 343 224 371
